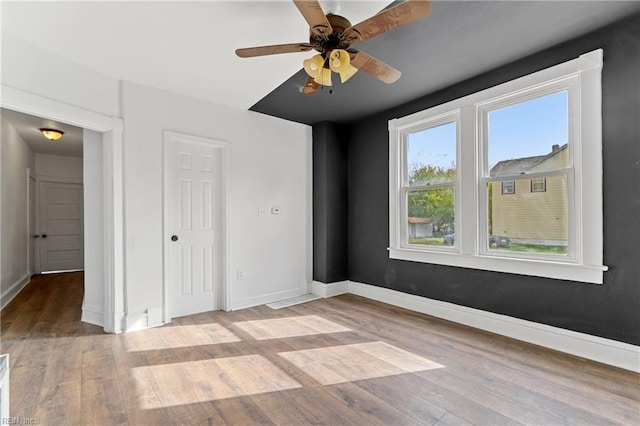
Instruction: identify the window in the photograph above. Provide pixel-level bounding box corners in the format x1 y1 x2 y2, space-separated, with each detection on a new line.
531 177 546 192
389 49 607 284
501 180 515 195
404 119 458 247
482 90 569 256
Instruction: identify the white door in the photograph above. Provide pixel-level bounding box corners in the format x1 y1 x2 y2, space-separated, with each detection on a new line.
39 182 84 272
165 134 221 318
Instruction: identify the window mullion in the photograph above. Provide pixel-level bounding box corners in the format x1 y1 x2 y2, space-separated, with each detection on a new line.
459 105 476 255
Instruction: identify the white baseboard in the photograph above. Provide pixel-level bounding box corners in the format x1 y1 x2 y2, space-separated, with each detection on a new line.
124 306 166 332
231 288 303 311
81 305 103 327
124 312 153 332
0 272 31 310
113 311 126 334
311 280 350 298
347 281 640 373
147 306 163 327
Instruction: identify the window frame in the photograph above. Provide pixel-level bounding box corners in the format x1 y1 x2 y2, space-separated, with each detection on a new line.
399 112 460 250
388 49 607 284
531 177 547 192
501 180 515 195
477 81 577 261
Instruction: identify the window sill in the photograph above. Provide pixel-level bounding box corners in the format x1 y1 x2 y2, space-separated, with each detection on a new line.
388 247 607 284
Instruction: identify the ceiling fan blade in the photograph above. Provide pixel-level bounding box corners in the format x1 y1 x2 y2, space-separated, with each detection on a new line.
292 0 333 36
346 0 431 45
350 51 401 84
302 75 321 95
235 43 313 58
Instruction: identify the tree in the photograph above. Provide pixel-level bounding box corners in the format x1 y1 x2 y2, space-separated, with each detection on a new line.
407 163 456 234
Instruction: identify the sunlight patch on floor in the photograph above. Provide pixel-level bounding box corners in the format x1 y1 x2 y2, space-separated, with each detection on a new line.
132 355 302 409
123 323 241 352
233 315 350 340
278 341 444 385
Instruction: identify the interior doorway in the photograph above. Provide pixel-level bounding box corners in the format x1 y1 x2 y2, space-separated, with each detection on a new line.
2 108 86 284
0 87 123 333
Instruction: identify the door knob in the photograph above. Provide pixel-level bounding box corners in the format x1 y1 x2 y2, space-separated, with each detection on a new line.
171 235 179 242
41 234 47 239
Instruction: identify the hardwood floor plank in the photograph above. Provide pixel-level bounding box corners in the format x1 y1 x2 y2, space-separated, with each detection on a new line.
435 412 476 426
81 378 128 425
211 396 276 425
35 381 81 425
249 390 319 425
276 386 369 425
2 272 638 425
322 381 426 425
304 295 640 410
9 364 46 412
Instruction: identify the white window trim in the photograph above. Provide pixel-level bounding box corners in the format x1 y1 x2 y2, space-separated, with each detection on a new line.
389 49 607 284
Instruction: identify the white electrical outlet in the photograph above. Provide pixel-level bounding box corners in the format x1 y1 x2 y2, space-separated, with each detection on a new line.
237 270 244 280
258 208 267 216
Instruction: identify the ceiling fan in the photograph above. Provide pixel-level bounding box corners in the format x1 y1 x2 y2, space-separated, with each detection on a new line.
235 0 431 95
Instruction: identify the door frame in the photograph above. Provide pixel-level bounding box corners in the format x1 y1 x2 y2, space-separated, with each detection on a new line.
27 170 37 275
1 85 125 333
162 130 231 323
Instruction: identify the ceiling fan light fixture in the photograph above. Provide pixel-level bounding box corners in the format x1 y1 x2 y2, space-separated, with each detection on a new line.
304 54 332 86
314 66 333 86
237 0 432 95
329 49 358 83
39 128 64 141
303 54 325 79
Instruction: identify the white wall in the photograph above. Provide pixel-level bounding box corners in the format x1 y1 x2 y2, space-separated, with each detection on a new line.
1 116 35 307
2 34 118 326
122 81 312 327
35 153 83 181
2 34 120 117
82 130 104 326
3 32 313 329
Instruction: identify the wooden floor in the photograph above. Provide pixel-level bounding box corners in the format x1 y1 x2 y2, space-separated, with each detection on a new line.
1 272 639 425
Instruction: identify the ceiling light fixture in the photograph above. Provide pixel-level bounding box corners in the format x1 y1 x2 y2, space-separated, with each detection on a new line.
329 49 358 83
236 1 431 96
303 49 358 88
39 128 64 141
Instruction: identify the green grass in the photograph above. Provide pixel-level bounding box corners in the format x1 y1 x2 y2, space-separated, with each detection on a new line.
408 237 446 246
408 238 568 254
493 243 568 255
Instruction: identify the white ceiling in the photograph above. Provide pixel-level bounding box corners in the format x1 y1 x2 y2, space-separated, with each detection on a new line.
1 0 389 111
1 108 84 157
3 1 640 128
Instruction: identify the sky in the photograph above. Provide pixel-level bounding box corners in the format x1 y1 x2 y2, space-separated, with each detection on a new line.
407 91 568 173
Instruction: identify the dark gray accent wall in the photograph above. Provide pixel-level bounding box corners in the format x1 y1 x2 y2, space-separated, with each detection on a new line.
313 122 349 283
341 14 640 345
